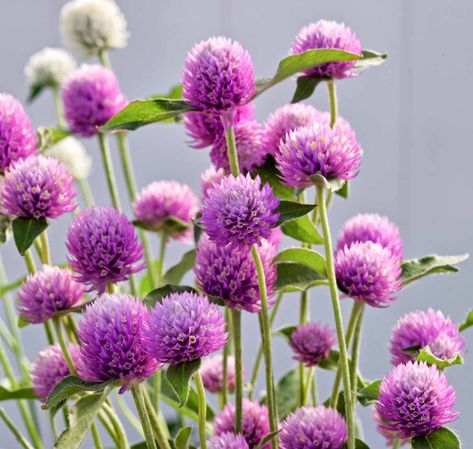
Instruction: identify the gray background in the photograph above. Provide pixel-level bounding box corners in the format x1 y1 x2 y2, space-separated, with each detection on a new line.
1 0 472 447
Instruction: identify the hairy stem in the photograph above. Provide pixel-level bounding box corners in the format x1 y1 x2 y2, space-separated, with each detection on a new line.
0 407 35 449
327 80 337 128
97 133 121 210
131 384 157 449
231 309 243 433
195 371 208 449
223 119 239 176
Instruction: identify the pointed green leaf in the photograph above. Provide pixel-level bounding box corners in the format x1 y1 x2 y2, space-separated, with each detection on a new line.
354 50 388 70
309 174 345 192
281 215 323 245
274 247 326 275
318 350 342 371
174 425 193 449
291 75 327 103
12 217 48 256
150 84 184 100
357 380 381 407
256 430 281 449
275 263 327 292
411 427 461 449
36 127 71 150
458 309 473 332
416 347 463 369
163 250 196 285
165 359 201 407
28 84 46 102
261 368 298 419
0 214 11 244
341 439 371 449
0 385 36 401
277 201 315 225
257 160 296 201
144 285 197 308
273 325 297 342
336 181 349 199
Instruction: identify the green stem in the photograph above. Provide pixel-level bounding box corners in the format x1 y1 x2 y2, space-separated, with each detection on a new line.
223 120 240 176
327 80 337 128
24 250 36 274
350 305 364 407
222 308 231 407
302 367 314 406
102 402 130 449
51 87 66 128
44 320 54 345
142 389 171 448
98 411 119 447
311 371 318 405
131 384 158 449
98 48 111 68
114 394 143 437
195 371 208 449
97 133 121 210
231 309 243 433
298 290 309 406
53 318 77 375
91 423 104 449
392 439 401 449
78 178 95 207
39 231 51 265
0 407 35 449
156 231 167 287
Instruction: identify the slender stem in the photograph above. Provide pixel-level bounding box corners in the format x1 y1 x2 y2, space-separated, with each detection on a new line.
316 185 354 449
142 388 171 448
91 423 104 449
98 411 119 447
195 371 208 449
156 231 167 286
97 133 121 210
0 407 35 449
78 179 95 207
222 119 240 176
311 371 318 405
298 290 309 406
350 306 364 406
53 318 77 375
115 394 143 437
222 308 231 407
302 367 314 406
131 384 158 449
51 87 66 128
231 309 243 433
392 439 401 449
44 320 54 345
39 231 51 265
102 402 130 449
24 250 36 274
151 372 161 413
98 48 111 68
327 80 337 128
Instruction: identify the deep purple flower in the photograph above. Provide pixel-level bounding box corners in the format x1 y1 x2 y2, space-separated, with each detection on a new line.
208 433 249 449
337 213 403 261
144 291 227 365
0 94 37 174
201 354 236 394
62 64 127 137
280 406 348 449
200 174 279 249
182 37 255 112
194 235 277 313
133 180 199 241
214 399 270 449
390 309 465 366
17 265 85 324
290 20 362 79
201 166 225 199
290 322 336 367
66 206 144 293
78 294 158 392
1 155 77 219
334 241 402 307
376 361 458 439
31 343 81 399
275 123 362 189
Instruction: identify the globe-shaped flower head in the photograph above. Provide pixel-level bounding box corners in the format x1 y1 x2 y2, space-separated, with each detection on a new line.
276 122 362 189
208 433 249 449
390 309 465 366
290 20 362 79
280 406 348 449
183 37 255 112
201 354 237 394
201 174 279 249
376 361 458 439
133 180 199 241
144 291 227 365
17 266 85 324
66 206 144 293
290 323 336 367
0 94 37 174
201 166 225 199
62 64 127 137
78 294 158 392
1 155 77 219
334 241 402 307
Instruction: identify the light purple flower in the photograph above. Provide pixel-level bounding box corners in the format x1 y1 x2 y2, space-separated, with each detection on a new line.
280 405 348 449
373 409 409 447
144 291 227 365
201 354 236 394
376 361 458 439
0 94 37 174
66 206 144 293
290 20 362 79
201 166 225 199
1 155 77 219
62 64 127 137
208 433 249 449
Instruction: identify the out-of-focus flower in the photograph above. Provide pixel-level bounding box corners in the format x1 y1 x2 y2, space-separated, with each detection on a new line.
200 166 225 199
208 433 249 449
201 354 236 394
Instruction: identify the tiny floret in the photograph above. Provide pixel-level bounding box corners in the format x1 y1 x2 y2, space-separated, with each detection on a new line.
201 354 236 394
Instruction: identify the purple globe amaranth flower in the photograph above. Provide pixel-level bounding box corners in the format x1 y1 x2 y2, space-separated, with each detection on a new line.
337 213 403 261
334 241 402 307
0 93 37 174
390 309 465 366
31 343 82 399
144 291 227 365
67 206 144 293
78 294 158 392
182 37 255 112
290 322 336 367
201 166 225 199
276 122 362 189
133 180 199 241
373 409 409 447
290 20 362 79
214 399 270 449
208 433 249 449
1 155 77 219
201 354 236 394
194 235 277 313
62 64 127 137
200 174 279 249
17 265 85 324
280 405 348 449
376 361 458 439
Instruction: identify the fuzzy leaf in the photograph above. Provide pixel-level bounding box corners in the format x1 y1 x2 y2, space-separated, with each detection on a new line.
261 368 298 419
458 309 473 332
357 380 381 407
165 359 201 407
275 263 327 292
257 160 296 201
274 247 326 275
0 385 36 401
291 75 327 103
144 285 197 308
174 426 193 449
416 347 463 369
411 427 461 449
163 250 196 285
281 215 323 245
277 201 315 225
12 217 48 256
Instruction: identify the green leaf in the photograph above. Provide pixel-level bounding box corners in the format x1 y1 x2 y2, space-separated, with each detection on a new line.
341 439 371 449
174 425 193 449
357 380 381 407
416 347 463 369
323 391 346 417
277 201 315 225
150 84 184 100
12 217 48 256
0 385 36 401
309 174 345 192
257 159 296 201
133 217 190 234
318 350 342 371
0 214 11 244
354 50 388 70
36 127 71 150
401 254 469 286
291 75 327 103
193 213 203 245
275 263 327 292
28 84 46 102
256 430 281 449
163 250 196 285
273 325 297 342
458 309 473 332
0 276 23 296
164 359 201 407
411 427 461 449
144 285 197 308
281 215 323 245
274 247 326 275
336 181 349 199
261 368 298 419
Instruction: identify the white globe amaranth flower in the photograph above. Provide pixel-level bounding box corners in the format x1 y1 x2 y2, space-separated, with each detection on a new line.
60 0 129 57
44 137 92 180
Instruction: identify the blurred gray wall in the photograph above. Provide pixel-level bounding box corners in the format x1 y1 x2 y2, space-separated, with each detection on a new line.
1 0 472 447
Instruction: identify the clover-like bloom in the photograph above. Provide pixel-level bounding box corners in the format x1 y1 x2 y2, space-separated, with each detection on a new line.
290 323 336 367
183 37 255 112
390 309 465 366
276 123 362 189
337 213 403 261
0 94 37 174
78 294 158 392
208 433 249 449
60 0 128 56
376 361 458 439
62 64 127 137
201 166 225 199
334 241 402 307
290 20 362 79
144 291 227 365
201 354 236 394
1 155 77 219
201 174 279 249
194 235 277 313
280 406 348 449
17 265 85 324
214 399 270 449
133 180 199 241
31 343 82 399
66 206 144 293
